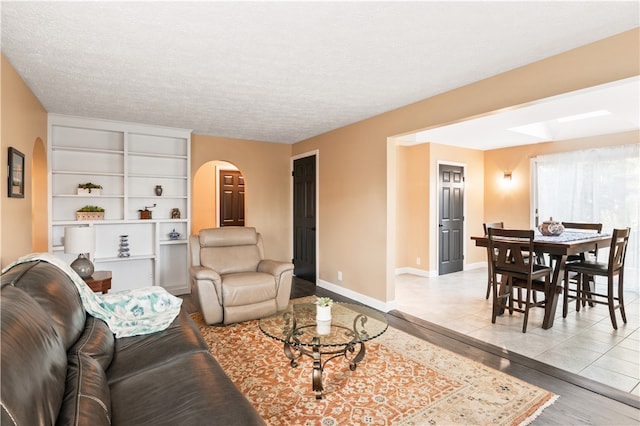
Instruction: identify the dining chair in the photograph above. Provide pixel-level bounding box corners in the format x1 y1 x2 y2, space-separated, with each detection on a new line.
563 227 631 329
487 228 553 333
482 222 504 299
561 222 603 318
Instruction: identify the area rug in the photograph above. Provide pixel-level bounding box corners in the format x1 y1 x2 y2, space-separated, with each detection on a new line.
191 303 557 426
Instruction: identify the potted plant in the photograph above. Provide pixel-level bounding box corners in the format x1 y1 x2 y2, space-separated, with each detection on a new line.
77 182 102 195
315 297 333 321
76 205 105 221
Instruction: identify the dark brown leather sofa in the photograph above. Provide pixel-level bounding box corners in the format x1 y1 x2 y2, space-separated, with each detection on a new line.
1 259 265 426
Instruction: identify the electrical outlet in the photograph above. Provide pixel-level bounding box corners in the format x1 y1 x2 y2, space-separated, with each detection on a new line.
416 257 421 265
337 271 343 281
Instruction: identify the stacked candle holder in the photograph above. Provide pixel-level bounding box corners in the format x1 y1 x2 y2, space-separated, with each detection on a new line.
118 235 130 257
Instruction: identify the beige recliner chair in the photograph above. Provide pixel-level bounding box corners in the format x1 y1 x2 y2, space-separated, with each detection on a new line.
189 227 294 325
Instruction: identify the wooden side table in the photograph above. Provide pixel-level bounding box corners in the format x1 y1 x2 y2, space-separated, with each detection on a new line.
83 271 112 294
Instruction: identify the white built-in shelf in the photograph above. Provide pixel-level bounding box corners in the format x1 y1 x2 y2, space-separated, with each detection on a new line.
48 115 191 295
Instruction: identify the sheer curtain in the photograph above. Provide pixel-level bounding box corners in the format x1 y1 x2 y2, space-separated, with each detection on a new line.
533 143 639 272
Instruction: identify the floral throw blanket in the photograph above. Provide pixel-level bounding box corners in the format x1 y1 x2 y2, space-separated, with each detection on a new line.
2 253 182 338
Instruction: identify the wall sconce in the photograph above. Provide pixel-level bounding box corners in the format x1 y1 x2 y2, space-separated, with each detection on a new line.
503 172 512 181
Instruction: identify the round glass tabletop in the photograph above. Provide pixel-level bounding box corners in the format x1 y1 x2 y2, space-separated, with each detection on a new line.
259 302 388 347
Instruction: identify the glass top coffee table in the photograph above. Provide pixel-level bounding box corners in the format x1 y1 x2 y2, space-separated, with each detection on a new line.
259 302 388 399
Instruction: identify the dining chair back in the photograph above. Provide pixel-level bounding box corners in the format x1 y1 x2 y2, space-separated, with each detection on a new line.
487 228 553 333
563 227 631 329
482 222 504 299
560 222 603 317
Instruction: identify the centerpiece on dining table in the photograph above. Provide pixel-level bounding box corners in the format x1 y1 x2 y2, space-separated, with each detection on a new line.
538 217 565 236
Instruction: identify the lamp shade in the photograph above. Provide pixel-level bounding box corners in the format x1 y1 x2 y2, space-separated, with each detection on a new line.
64 226 96 254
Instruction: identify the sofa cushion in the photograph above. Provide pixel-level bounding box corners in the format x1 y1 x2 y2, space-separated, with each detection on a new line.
1 285 67 426
109 352 265 426
222 272 277 306
58 353 111 426
68 315 115 371
201 245 262 274
106 309 209 383
3 261 86 349
199 226 258 247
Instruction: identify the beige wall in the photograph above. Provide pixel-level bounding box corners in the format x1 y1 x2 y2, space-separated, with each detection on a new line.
396 143 485 272
191 134 292 261
1 54 48 267
482 129 639 232
293 28 639 305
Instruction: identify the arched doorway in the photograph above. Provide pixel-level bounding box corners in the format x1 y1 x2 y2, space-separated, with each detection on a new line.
192 160 245 234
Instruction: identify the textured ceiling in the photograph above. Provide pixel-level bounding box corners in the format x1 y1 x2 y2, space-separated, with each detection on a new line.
1 1 638 144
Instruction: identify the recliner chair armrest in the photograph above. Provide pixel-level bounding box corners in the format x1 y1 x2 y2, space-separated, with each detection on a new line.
258 260 294 278
189 266 222 283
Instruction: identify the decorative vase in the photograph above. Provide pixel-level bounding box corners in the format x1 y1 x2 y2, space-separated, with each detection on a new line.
538 217 565 236
118 235 130 257
155 185 163 196
316 305 332 321
316 320 331 335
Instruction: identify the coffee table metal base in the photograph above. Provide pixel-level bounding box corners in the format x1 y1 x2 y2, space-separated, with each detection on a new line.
283 316 367 399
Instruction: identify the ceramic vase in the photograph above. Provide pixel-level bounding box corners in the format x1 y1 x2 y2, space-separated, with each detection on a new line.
538 217 565 236
316 320 331 335
316 305 332 321
155 185 163 196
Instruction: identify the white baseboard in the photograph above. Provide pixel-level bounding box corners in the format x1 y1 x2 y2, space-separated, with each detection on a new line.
396 263 485 277
464 262 486 270
394 267 436 277
317 279 396 313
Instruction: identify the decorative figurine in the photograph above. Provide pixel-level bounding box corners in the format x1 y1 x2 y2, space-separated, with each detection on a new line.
138 204 156 220
118 235 130 257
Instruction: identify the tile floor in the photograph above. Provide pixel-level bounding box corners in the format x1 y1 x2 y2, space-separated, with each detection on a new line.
395 267 640 396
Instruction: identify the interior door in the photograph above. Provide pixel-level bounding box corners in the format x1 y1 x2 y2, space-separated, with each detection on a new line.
219 170 244 227
293 155 316 283
438 164 464 275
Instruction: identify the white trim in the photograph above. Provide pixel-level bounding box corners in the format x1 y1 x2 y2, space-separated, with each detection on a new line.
317 279 396 313
291 150 320 284
215 162 240 228
464 261 486 271
394 267 436 277
48 113 192 136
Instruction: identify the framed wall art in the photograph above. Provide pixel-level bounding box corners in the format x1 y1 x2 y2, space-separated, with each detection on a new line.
8 147 25 198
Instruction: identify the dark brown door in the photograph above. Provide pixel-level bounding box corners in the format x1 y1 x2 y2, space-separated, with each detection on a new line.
293 155 316 283
219 170 244 227
438 164 464 275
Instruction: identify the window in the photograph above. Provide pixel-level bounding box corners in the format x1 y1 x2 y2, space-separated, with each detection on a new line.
532 144 639 270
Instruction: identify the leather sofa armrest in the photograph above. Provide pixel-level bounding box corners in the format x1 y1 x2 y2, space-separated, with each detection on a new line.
258 260 294 278
189 266 223 324
190 266 221 282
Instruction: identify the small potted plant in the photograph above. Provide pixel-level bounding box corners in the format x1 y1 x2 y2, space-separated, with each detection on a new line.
77 182 102 195
76 205 105 221
315 297 333 321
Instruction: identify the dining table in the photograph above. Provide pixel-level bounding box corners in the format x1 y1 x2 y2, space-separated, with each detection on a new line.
471 230 612 329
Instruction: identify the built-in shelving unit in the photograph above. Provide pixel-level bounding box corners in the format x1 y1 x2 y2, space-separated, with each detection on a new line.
48 115 191 294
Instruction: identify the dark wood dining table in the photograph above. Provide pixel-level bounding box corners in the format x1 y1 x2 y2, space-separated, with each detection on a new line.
471 231 612 329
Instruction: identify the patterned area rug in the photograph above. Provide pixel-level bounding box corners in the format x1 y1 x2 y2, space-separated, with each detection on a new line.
191 303 557 426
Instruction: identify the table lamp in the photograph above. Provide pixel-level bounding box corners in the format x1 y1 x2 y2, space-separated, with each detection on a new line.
64 226 96 278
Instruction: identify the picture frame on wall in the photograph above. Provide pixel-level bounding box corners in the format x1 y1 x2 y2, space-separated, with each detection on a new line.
8 147 25 198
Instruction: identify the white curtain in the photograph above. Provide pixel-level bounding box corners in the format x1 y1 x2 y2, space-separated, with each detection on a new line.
533 143 639 271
